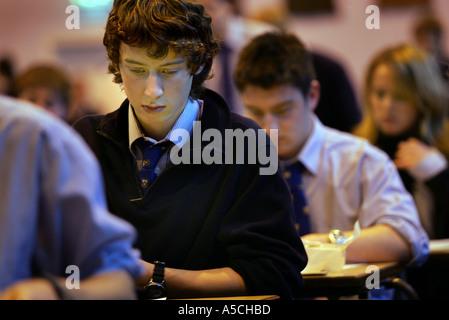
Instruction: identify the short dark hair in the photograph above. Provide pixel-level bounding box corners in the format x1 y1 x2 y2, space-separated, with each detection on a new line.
414 17 443 39
0 58 14 79
104 0 220 99
234 32 316 97
15 65 71 109
0 57 15 96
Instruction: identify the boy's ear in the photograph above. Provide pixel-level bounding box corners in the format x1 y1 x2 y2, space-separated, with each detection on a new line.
307 80 321 112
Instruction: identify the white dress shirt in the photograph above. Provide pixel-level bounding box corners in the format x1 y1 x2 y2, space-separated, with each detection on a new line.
297 116 429 267
0 96 144 290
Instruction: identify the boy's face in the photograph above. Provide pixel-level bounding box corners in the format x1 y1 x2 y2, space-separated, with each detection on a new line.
119 43 194 138
18 86 68 120
241 83 318 160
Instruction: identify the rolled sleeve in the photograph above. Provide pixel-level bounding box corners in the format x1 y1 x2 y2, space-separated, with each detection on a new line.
377 216 429 267
360 145 430 267
37 119 145 280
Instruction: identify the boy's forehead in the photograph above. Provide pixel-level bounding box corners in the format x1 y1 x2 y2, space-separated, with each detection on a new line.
119 43 185 64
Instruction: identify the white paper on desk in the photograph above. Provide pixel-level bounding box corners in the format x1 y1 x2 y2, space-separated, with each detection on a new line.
301 221 360 275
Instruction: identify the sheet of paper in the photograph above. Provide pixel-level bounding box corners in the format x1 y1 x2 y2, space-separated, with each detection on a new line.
301 221 360 275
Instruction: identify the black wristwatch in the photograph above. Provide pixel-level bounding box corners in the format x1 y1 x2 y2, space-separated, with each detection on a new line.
143 261 167 300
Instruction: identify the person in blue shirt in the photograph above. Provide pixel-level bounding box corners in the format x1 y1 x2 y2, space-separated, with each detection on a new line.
0 96 144 300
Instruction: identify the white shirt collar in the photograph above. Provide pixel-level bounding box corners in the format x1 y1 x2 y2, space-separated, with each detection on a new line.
297 115 325 176
128 98 201 154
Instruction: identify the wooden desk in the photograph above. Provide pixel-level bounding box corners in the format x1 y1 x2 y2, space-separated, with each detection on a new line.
429 238 449 255
299 262 407 299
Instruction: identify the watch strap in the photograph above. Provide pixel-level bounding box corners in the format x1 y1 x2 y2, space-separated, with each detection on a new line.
152 261 165 284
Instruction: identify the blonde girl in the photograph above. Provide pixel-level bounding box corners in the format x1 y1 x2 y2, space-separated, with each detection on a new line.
354 44 449 239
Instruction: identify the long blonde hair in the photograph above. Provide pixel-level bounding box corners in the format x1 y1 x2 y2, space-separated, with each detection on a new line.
354 44 449 157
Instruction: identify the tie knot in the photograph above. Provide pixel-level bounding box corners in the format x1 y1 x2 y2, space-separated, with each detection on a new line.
140 140 172 165
138 138 171 152
137 139 172 193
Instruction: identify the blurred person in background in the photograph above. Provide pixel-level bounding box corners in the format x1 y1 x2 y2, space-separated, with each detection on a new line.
67 79 100 125
15 64 72 122
413 16 449 82
199 0 276 114
311 51 362 133
354 43 449 300
0 57 15 97
0 96 144 300
354 44 449 240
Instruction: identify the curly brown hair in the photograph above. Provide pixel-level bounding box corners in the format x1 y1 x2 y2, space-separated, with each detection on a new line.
104 0 219 99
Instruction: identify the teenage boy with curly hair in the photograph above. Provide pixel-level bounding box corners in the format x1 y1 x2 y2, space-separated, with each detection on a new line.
74 0 307 300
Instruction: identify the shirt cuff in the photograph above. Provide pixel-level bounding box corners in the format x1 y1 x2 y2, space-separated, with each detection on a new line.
408 150 447 181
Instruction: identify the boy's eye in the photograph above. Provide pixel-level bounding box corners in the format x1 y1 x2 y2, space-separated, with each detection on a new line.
248 109 264 118
373 89 386 99
161 69 179 75
129 67 145 74
274 107 291 117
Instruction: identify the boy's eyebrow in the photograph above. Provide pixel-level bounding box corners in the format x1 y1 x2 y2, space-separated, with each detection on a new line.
267 101 295 112
123 59 145 66
123 58 185 67
245 100 294 113
271 100 294 110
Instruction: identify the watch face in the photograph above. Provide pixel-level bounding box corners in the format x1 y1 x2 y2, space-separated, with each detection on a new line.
144 283 167 300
